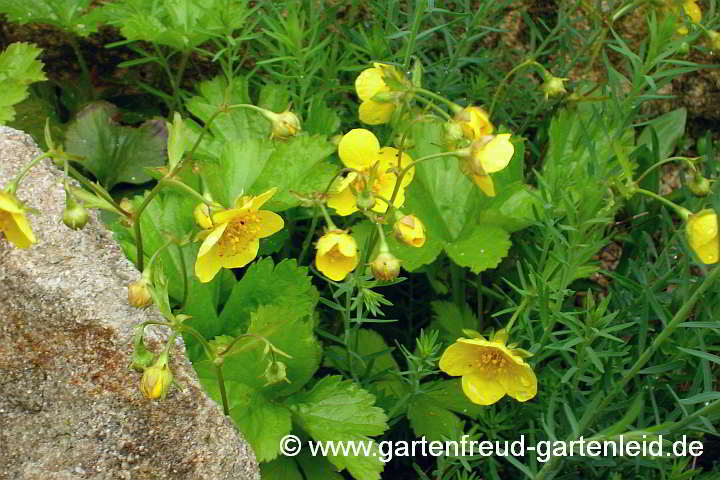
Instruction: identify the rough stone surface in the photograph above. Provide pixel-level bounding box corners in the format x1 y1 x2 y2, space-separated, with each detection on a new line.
0 126 260 480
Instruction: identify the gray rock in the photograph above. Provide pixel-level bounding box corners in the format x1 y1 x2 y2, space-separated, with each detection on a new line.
0 126 260 480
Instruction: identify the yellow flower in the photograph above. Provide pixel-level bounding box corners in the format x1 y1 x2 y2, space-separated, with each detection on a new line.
355 63 401 125
687 209 719 264
0 191 36 248
454 106 494 141
676 0 702 34
315 229 359 281
327 129 414 216
439 330 537 405
194 188 284 283
459 134 515 197
393 214 426 247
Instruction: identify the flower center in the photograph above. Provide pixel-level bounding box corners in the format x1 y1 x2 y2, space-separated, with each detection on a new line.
217 213 261 256
327 245 350 261
475 349 509 374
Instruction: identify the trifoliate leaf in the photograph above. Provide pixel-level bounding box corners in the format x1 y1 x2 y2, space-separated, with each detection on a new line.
407 393 464 442
64 101 168 189
0 43 46 125
287 376 388 480
444 224 511 273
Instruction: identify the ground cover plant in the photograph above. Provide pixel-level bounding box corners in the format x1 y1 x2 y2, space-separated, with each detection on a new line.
2 0 720 478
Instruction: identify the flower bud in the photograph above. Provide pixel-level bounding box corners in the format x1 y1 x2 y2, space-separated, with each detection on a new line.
128 279 152 308
707 30 720 52
193 203 213 229
371 251 401 281
541 72 568 100
689 174 711 197
263 360 290 386
119 197 134 215
140 356 173 399
261 109 302 139
63 203 89 230
393 214 426 247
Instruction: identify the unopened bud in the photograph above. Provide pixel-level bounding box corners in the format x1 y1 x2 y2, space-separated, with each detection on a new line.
263 360 290 386
370 91 395 103
119 197 134 214
707 30 720 52
689 174 711 196
371 251 401 281
393 214 426 247
444 121 465 144
541 72 568 100
63 203 89 230
128 279 152 308
262 109 302 139
140 356 173 399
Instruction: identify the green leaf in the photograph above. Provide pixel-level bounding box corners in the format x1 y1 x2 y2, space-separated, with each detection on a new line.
199 379 292 462
445 224 511 273
0 43 46 125
304 94 341 136
287 376 388 480
296 453 345 480
261 456 304 480
637 108 686 160
407 393 464 442
64 101 168 189
252 134 336 211
195 303 321 397
423 379 485 417
0 0 99 35
324 328 399 377
429 301 479 340
219 257 318 334
99 0 252 49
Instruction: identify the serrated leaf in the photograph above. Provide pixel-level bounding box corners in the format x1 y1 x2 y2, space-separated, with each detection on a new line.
199 379 292 462
423 379 485 417
429 301 479 340
287 376 388 480
64 101 168 189
195 303 321 397
445 224 511 273
0 43 46 125
0 0 99 35
219 257 318 334
407 393 464 442
252 134 336 211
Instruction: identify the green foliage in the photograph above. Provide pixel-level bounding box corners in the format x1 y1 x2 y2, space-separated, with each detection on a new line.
0 43 46 125
64 102 168 189
0 0 100 35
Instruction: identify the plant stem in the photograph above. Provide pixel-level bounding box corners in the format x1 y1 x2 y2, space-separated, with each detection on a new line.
214 361 230 416
411 87 461 112
635 188 691 219
634 157 697 185
67 35 94 100
6 152 50 193
403 0 426 71
298 205 320 265
413 94 452 120
489 59 544 117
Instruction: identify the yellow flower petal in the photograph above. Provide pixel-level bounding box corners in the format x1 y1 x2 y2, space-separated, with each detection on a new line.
684 0 702 23
198 222 229 258
477 134 514 173
315 231 359 281
219 238 260 269
438 341 481 376
338 129 381 170
316 250 358 281
3 211 36 248
462 372 506 405
255 210 285 238
355 67 389 102
359 100 395 125
377 147 414 185
0 191 23 213
687 209 719 264
195 243 225 283
248 187 278 210
473 174 496 197
327 185 358 216
500 363 538 402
